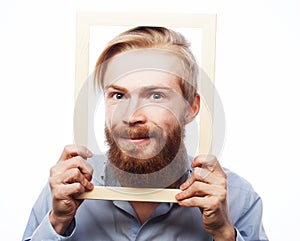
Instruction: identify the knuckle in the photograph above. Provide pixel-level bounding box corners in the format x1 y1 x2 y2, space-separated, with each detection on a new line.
193 167 201 178
73 155 83 163
50 165 58 176
48 177 56 188
74 182 84 193
64 144 77 155
72 168 81 177
64 144 71 153
209 154 217 161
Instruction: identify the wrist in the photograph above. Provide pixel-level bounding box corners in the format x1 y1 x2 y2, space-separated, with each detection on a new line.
49 211 73 235
213 224 236 241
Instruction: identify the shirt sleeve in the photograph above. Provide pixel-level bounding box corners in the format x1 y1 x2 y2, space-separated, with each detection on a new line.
26 211 76 241
22 184 76 241
235 196 268 241
225 169 269 241
232 187 269 241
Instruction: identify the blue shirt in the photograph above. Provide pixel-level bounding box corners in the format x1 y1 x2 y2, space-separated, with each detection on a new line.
22 155 268 241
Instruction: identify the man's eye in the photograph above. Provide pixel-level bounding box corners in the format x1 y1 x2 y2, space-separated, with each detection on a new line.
151 93 163 100
113 93 124 99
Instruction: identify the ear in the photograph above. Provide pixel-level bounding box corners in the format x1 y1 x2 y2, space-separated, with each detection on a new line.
184 94 200 124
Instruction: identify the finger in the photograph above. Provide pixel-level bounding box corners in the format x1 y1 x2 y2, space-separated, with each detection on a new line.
177 195 220 209
50 170 94 198
51 156 94 181
191 154 218 170
53 182 88 199
180 166 225 190
191 154 224 177
59 144 93 161
176 181 223 201
67 156 94 181
59 168 94 190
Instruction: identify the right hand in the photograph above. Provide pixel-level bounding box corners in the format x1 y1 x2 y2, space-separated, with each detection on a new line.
49 144 94 234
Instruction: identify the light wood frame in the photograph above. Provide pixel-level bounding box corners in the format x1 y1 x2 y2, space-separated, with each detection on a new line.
75 12 217 157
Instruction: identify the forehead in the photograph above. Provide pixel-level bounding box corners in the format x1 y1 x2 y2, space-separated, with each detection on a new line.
104 70 182 93
101 48 187 90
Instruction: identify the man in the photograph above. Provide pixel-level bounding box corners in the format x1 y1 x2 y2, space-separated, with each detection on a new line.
23 26 268 240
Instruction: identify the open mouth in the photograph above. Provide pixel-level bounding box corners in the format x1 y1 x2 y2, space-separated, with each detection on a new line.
119 135 152 144
127 136 151 144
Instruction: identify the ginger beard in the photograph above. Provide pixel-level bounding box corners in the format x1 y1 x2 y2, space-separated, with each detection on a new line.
105 120 189 188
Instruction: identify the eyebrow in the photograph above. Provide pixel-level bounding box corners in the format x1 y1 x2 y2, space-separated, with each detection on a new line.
105 84 173 93
140 86 173 92
104 85 128 92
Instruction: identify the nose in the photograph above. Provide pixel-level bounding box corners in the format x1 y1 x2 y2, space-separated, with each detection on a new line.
122 97 147 126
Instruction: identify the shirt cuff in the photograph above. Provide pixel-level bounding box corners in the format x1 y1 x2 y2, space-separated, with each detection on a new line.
30 211 76 241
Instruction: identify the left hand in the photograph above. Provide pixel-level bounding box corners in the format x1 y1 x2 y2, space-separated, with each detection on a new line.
176 154 236 241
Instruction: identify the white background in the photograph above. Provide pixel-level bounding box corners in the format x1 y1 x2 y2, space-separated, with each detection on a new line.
1 0 299 240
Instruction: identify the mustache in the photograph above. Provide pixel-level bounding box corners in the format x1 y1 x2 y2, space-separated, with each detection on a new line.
111 125 163 139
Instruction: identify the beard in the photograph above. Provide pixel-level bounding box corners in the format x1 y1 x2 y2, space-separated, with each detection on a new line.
104 122 189 188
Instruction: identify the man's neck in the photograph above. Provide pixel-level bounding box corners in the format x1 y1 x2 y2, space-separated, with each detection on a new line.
129 179 180 225
130 201 160 225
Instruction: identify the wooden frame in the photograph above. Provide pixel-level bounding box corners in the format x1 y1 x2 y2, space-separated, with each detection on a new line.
74 12 217 155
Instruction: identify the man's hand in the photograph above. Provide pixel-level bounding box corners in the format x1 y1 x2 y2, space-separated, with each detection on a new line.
49 144 94 235
176 155 236 241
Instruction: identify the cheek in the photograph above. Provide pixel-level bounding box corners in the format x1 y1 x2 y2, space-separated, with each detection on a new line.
145 106 185 127
105 106 115 129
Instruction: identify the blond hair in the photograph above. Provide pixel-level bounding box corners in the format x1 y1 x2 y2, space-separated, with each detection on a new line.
94 26 199 105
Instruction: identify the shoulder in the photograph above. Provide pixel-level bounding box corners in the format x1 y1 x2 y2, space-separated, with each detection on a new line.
223 167 263 220
224 167 254 192
224 167 259 201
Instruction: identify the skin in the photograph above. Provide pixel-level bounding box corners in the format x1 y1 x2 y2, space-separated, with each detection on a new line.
49 70 235 240
176 154 236 241
49 145 94 234
104 70 188 143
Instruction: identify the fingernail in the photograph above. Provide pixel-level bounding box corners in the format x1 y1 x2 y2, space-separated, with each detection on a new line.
88 182 94 189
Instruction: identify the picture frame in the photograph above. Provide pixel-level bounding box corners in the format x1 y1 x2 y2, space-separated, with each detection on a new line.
74 12 217 157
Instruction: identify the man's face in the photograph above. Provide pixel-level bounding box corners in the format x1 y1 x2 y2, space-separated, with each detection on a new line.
103 70 189 175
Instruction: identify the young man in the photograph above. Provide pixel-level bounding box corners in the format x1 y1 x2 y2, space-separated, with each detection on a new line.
23 26 268 241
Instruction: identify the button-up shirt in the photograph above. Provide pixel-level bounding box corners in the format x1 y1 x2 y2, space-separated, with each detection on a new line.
22 155 268 241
